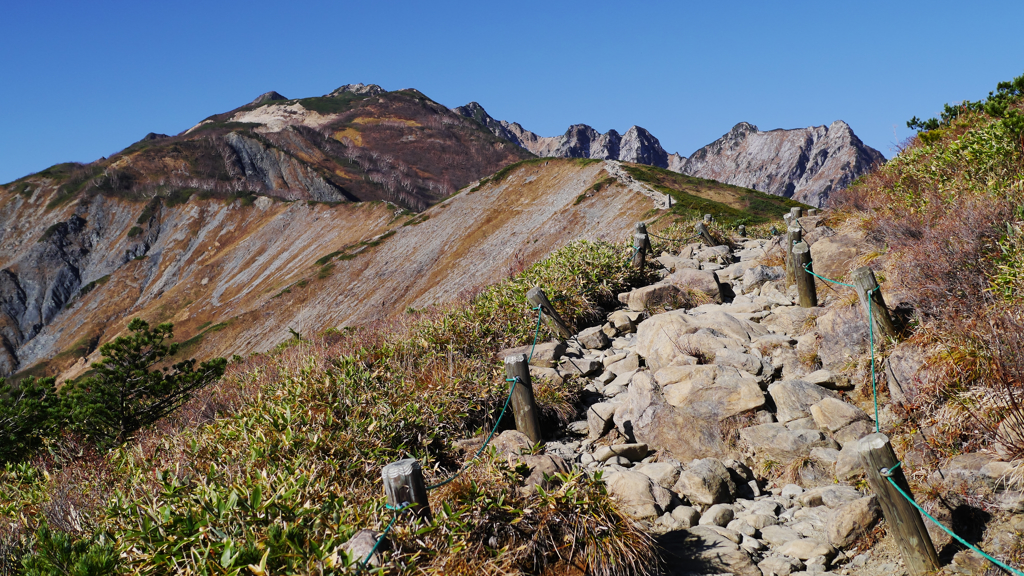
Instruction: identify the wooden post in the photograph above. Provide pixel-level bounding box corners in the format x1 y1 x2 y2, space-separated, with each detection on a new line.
792 241 817 308
784 226 802 287
703 213 713 224
807 208 818 216
504 354 542 443
857 433 939 576
695 222 716 246
851 267 897 342
632 222 651 271
382 458 431 520
526 287 573 340
737 225 746 237
789 207 803 221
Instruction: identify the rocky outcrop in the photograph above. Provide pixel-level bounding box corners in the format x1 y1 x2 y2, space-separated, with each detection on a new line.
452 102 669 168
679 121 885 207
327 83 384 97
223 131 352 202
248 91 288 106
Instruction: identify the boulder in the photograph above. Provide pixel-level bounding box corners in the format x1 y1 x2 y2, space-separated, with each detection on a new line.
492 430 532 456
586 402 617 439
798 485 864 508
777 538 835 561
671 505 701 527
738 424 832 463
699 504 735 527
559 357 602 376
657 254 699 272
768 380 840 423
634 462 681 490
832 420 875 447
520 455 570 495
827 496 880 548
758 554 804 576
886 343 939 405
694 245 732 262
834 443 863 481
577 326 610 350
528 366 564 386
607 353 640 375
742 265 785 292
627 283 686 312
608 310 637 333
806 231 870 281
593 443 649 462
760 524 802 547
711 348 763 375
613 371 729 461
810 398 871 432
666 268 723 302
657 364 765 420
815 304 869 368
340 529 387 567
500 341 566 369
674 458 736 506
688 310 770 342
604 471 662 520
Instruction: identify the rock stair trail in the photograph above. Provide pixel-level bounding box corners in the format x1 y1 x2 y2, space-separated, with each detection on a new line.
473 217 1020 576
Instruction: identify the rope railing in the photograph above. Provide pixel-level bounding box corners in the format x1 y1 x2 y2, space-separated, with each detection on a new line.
880 462 1024 576
799 258 1018 573
361 302 548 570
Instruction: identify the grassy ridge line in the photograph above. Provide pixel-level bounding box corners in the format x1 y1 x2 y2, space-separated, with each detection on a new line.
2 239 665 575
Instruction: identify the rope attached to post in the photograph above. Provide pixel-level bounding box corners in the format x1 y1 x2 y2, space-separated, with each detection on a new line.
881 463 1024 576
358 502 412 572
424 376 519 490
801 261 880 432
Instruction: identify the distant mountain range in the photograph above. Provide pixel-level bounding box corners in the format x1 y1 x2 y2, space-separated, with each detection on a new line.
452 101 884 207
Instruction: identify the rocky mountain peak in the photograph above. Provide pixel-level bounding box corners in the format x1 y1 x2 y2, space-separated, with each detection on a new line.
620 126 668 168
328 83 385 97
248 91 288 106
681 121 885 207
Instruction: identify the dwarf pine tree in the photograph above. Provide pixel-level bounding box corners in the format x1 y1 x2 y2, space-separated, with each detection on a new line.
62 318 226 446
0 375 60 462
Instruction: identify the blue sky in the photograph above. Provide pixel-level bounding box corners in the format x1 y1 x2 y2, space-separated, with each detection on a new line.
2 0 1023 184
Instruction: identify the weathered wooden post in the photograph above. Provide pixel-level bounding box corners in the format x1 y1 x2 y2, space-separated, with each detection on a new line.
784 226 802 287
695 222 716 246
792 241 817 308
632 222 651 271
737 225 746 238
789 207 803 221
857 434 939 576
526 287 572 340
807 208 818 216
504 354 542 443
851 267 897 342
703 213 713 224
382 459 431 520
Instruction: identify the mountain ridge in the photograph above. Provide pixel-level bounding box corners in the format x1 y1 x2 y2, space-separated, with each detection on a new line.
452 101 884 207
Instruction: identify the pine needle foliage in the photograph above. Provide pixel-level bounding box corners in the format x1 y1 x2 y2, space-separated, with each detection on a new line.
61 318 227 447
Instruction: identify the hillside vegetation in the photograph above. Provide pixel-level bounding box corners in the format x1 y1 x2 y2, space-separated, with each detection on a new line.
830 72 1024 465
1 238 670 575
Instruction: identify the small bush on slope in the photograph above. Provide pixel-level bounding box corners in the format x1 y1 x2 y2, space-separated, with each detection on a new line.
3 239 659 575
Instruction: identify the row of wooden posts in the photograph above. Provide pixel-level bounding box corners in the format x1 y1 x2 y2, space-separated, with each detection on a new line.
381 212 941 576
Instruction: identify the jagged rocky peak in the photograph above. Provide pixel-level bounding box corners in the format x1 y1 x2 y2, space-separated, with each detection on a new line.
620 126 668 168
667 153 687 172
680 120 885 207
452 102 669 167
248 91 288 106
142 132 170 141
329 83 384 97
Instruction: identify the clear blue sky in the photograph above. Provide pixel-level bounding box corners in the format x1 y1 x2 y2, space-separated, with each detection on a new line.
3 0 1024 184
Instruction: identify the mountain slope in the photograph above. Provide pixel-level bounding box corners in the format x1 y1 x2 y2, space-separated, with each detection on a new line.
2 156 800 381
680 121 885 207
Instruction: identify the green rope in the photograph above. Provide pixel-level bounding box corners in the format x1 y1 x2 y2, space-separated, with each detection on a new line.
868 288 880 433
425 376 519 490
358 503 411 573
883 467 1024 576
624 245 641 263
802 261 856 288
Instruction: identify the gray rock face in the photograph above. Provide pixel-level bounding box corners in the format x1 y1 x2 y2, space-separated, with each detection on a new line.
674 458 736 505
328 83 385 97
679 121 885 207
224 131 352 202
619 126 669 167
